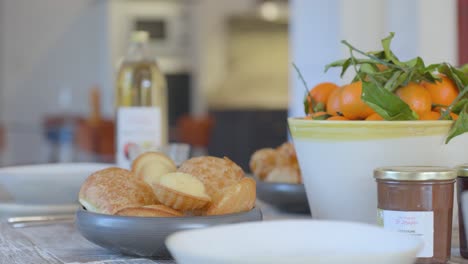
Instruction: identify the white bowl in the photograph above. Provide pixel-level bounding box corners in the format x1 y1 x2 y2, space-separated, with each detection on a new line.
166 220 422 264
0 163 110 217
288 119 468 224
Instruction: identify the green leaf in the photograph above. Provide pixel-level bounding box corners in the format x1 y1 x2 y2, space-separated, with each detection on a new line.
303 96 310 115
368 50 386 60
381 32 404 67
404 57 424 68
359 63 377 75
394 72 410 90
446 104 468 143
451 98 468 114
361 81 418 120
438 63 468 91
313 102 326 112
460 64 468 76
340 59 352 78
324 59 348 72
384 71 402 91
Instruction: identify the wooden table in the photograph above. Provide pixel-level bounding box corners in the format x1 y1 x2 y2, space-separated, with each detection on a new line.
0 201 467 264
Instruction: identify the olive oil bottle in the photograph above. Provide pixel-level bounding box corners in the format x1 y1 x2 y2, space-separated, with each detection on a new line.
115 31 168 168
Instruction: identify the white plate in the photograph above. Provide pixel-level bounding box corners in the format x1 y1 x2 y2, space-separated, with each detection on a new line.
166 220 422 264
0 163 110 218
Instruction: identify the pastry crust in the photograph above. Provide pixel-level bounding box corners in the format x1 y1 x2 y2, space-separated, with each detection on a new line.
131 152 177 181
178 156 244 197
78 167 157 215
206 177 256 216
265 166 301 184
276 142 299 168
249 148 278 180
115 204 183 217
152 172 211 211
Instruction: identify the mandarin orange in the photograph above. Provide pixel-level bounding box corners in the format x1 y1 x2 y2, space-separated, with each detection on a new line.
326 87 343 116
422 75 459 107
395 82 432 117
340 81 375 120
365 113 384 121
307 82 340 113
420 111 441 120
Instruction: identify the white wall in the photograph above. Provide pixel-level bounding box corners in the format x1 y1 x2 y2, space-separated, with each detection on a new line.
187 0 256 115
290 0 458 117
0 0 111 164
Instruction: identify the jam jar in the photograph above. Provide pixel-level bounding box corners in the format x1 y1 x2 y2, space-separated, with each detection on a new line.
457 164 468 258
374 166 457 264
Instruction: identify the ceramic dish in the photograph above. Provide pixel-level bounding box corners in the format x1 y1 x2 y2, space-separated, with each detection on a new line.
166 219 422 264
288 119 468 223
76 207 263 258
0 163 110 218
255 178 310 214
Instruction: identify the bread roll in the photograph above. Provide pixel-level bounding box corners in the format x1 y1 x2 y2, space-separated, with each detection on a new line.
206 177 256 216
276 142 299 168
131 152 177 181
152 172 211 211
249 148 277 180
79 167 157 215
265 166 301 184
115 204 183 217
178 156 244 197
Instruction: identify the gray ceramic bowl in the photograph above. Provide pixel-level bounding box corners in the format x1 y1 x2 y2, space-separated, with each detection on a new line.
76 207 263 258
256 180 310 214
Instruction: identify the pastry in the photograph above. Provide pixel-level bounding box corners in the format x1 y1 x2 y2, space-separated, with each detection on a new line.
152 172 211 211
276 142 299 168
206 177 256 216
131 152 177 181
178 156 244 197
78 167 157 215
115 204 183 217
265 166 301 184
249 148 278 180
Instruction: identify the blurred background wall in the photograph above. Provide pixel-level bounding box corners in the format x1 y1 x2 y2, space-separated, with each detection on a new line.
0 0 464 168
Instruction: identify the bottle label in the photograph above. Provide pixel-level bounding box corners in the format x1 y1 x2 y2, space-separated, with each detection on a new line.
377 209 433 257
117 107 162 169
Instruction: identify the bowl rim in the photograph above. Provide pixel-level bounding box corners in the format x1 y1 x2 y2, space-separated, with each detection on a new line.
287 117 455 140
166 219 423 260
288 117 453 126
76 206 263 221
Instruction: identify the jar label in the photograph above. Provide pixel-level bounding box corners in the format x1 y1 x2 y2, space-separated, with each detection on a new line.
378 209 433 257
117 107 162 169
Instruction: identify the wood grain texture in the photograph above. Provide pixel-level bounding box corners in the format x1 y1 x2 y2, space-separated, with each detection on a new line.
0 222 173 264
1 201 468 263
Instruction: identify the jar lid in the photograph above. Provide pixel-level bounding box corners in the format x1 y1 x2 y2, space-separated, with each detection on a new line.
458 164 468 177
374 166 457 181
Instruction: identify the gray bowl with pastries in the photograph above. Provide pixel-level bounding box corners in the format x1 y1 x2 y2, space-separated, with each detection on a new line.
250 142 310 214
76 154 262 258
76 207 263 258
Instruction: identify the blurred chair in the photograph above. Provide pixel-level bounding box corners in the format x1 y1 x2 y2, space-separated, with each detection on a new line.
176 115 215 156
75 87 115 163
75 118 115 163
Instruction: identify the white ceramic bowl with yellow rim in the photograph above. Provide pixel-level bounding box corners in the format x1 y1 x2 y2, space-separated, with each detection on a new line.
288 119 468 224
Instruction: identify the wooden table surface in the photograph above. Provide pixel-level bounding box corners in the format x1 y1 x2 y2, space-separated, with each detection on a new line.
0 201 467 264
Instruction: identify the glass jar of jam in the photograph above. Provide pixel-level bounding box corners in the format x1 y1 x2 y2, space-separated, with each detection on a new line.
374 166 456 264
457 164 468 258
